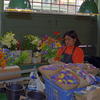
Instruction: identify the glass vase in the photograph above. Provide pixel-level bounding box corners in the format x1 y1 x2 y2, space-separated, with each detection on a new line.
48 58 54 64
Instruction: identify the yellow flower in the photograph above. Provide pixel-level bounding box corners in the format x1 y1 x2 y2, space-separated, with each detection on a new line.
4 55 7 57
69 74 72 76
59 74 64 78
58 79 62 83
56 42 61 47
37 46 42 50
63 79 67 84
68 80 73 83
41 43 46 47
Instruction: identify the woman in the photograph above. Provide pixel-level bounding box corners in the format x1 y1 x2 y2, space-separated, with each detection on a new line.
55 30 84 64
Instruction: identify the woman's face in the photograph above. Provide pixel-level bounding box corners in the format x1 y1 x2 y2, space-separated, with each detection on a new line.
65 35 76 46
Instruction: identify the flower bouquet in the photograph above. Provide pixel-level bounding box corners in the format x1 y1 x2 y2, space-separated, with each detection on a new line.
23 34 41 50
23 34 41 63
76 69 95 88
67 63 87 70
38 64 61 79
50 70 79 90
74 85 100 100
85 63 99 76
37 31 63 63
0 31 18 50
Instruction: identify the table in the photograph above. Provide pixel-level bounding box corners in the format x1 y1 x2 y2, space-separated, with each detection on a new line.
20 62 48 70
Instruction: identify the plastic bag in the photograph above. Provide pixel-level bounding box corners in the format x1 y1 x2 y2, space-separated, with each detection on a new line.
30 71 45 92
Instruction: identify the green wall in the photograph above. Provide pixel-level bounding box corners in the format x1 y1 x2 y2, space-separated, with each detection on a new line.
0 0 4 38
0 0 98 56
3 12 97 46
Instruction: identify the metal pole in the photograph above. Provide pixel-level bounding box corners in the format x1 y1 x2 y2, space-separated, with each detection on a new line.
0 0 4 47
96 0 100 56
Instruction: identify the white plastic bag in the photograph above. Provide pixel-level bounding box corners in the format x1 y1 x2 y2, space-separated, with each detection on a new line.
30 71 45 92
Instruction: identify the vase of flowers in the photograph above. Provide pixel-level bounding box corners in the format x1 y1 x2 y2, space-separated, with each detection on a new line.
48 58 55 64
23 34 41 63
37 31 63 64
33 51 42 63
0 31 18 50
0 31 22 57
23 34 41 50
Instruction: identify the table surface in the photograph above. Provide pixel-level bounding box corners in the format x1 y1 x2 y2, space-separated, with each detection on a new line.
20 62 48 70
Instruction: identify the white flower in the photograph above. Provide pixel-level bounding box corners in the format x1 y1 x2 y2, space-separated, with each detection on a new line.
86 85 100 91
0 31 18 50
12 39 18 45
30 36 41 46
6 35 14 41
6 42 11 48
52 49 55 52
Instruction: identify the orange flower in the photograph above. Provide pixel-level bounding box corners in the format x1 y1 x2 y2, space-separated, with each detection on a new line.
0 54 3 58
1 60 6 69
0 49 7 69
0 51 5 54
46 38 58 43
56 42 62 47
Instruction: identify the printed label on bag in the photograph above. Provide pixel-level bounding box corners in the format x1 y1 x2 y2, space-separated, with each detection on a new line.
28 87 36 91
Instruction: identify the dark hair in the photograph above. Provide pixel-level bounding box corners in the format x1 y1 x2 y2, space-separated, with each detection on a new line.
63 30 81 46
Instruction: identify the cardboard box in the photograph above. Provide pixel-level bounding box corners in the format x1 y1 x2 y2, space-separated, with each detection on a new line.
0 66 21 81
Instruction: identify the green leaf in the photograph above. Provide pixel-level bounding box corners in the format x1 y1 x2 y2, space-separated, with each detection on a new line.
12 50 29 66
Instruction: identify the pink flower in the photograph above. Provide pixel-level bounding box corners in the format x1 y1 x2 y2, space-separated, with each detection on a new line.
39 43 41 45
40 40 42 43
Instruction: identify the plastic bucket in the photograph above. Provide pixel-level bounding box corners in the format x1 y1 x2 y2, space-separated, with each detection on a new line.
26 90 47 100
4 82 24 100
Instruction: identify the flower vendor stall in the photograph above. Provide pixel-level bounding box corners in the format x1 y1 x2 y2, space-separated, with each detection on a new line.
0 31 100 100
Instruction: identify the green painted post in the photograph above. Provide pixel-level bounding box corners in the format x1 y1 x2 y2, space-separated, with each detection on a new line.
96 0 100 56
0 0 4 37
